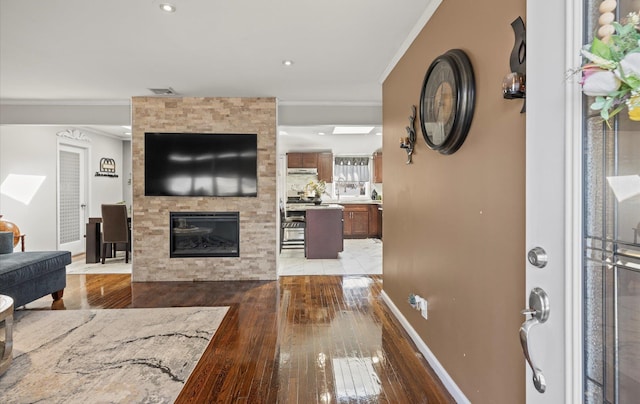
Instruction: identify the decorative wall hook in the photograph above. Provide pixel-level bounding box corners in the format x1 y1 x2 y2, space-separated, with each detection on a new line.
400 105 417 164
503 16 526 112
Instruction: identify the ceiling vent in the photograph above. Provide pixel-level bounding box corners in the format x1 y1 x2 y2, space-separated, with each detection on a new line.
148 87 177 95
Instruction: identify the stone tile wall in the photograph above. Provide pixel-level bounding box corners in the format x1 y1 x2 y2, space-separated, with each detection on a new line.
131 97 277 281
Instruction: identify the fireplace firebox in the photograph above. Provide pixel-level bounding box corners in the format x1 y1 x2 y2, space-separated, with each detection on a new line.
170 212 239 258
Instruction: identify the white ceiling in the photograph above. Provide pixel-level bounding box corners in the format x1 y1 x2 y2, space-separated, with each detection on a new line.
0 0 435 144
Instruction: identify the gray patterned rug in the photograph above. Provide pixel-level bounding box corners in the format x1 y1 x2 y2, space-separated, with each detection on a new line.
0 306 229 403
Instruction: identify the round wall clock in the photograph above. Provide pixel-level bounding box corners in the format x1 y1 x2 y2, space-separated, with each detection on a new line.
419 49 476 155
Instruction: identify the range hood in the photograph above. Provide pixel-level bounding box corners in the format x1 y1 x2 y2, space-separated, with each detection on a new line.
287 168 318 175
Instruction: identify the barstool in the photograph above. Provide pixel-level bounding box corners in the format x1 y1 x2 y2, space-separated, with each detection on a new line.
0 294 14 376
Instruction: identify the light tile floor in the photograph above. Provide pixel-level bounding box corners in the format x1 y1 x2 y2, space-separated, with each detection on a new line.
278 238 382 276
66 238 383 276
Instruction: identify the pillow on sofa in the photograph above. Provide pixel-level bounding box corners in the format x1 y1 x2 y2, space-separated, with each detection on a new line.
0 232 13 254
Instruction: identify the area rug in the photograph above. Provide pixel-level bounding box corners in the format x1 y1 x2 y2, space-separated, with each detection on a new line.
0 306 229 403
65 257 132 274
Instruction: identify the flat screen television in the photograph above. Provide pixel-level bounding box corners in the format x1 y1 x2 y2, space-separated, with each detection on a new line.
145 132 257 197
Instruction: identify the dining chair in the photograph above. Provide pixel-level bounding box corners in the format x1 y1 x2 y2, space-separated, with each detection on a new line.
280 200 305 252
100 204 130 264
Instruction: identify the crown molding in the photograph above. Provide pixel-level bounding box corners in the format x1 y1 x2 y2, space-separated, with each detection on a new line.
0 99 131 106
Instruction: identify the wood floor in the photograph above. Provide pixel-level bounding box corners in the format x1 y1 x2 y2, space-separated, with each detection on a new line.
29 273 454 403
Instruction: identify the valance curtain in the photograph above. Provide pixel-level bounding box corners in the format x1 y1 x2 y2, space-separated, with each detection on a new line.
334 157 370 182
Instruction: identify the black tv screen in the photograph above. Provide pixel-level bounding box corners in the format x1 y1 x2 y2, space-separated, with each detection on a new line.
145 133 257 197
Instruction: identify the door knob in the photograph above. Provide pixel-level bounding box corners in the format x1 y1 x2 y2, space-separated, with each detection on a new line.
519 287 550 393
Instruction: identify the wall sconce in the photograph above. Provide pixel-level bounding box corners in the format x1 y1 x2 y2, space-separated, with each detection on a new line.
503 16 526 112
400 105 417 164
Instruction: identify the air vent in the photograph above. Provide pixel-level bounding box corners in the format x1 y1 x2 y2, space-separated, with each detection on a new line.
148 87 177 95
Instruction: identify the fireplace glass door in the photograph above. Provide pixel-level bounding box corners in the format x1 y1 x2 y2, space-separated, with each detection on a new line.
170 212 239 258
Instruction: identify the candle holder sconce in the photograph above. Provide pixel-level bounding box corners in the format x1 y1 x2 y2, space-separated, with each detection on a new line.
400 105 417 164
503 16 526 112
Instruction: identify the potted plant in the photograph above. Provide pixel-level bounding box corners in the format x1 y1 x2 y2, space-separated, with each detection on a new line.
304 180 327 204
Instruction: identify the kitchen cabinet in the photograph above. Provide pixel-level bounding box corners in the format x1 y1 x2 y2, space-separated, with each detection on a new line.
317 152 333 183
287 152 318 168
342 204 369 238
368 204 380 238
373 152 383 183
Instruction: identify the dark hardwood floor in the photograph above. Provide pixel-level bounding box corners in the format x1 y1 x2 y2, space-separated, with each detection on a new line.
25 273 454 403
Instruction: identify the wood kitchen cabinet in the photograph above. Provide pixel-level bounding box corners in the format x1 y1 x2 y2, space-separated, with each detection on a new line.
317 152 333 183
373 152 383 183
368 204 380 238
342 204 369 238
287 152 318 168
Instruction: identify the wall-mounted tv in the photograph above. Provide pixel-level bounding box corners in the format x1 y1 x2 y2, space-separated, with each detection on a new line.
145 132 257 197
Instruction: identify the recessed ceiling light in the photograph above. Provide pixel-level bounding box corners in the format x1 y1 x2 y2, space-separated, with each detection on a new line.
332 126 375 135
375 132 382 136
282 60 294 67
159 3 176 13
317 132 326 136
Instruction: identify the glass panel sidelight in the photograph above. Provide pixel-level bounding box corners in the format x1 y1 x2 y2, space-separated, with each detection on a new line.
170 212 240 258
582 2 640 403
59 150 80 244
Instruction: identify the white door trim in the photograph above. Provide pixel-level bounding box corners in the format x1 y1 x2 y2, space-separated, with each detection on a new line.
564 0 584 402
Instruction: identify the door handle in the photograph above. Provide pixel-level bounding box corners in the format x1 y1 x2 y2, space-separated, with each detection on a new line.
519 287 550 393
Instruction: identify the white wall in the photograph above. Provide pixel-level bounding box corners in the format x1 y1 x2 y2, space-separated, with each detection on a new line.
87 132 125 216
0 125 124 251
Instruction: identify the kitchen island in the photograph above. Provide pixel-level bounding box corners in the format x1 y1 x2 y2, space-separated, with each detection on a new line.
304 204 344 259
282 203 345 259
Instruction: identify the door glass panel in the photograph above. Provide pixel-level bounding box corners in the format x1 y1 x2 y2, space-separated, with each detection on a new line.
59 150 80 244
582 1 640 403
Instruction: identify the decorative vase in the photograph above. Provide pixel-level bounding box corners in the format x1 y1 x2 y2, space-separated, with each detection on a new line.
628 95 640 121
0 215 20 248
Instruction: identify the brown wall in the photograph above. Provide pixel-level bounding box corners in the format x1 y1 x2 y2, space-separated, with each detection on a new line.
382 0 526 402
131 97 277 282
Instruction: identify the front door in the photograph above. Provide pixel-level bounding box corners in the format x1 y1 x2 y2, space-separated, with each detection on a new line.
526 0 640 402
58 144 88 255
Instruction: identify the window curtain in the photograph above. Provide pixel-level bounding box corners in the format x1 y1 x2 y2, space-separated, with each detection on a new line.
334 157 370 182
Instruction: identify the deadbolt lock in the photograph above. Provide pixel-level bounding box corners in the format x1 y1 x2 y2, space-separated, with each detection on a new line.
527 247 548 268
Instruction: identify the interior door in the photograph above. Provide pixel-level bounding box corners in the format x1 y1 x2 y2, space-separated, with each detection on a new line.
58 144 88 255
524 0 579 401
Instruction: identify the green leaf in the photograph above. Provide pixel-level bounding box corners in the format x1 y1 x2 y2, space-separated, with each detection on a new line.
590 37 612 59
590 97 606 110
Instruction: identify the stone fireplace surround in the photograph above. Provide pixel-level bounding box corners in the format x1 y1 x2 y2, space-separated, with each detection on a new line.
131 97 277 282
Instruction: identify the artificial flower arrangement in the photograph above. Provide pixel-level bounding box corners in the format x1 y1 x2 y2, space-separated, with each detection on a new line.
304 180 327 199
579 12 640 122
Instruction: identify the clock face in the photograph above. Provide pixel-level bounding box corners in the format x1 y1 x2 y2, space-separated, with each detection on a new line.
419 49 476 155
422 61 457 146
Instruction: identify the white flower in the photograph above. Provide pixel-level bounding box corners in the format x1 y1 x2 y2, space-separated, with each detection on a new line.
617 52 640 81
582 70 621 96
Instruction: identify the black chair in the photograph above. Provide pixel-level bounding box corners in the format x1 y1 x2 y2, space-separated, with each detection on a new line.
280 201 305 252
100 204 130 264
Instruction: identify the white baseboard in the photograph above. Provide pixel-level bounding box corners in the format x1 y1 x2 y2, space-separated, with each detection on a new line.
380 290 470 404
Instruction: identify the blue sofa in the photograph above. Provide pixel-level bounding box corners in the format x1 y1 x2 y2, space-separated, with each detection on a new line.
0 251 71 307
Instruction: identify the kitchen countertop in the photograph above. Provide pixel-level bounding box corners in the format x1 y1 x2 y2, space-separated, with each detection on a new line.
286 203 344 211
326 199 382 205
